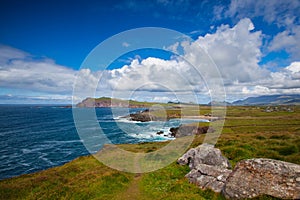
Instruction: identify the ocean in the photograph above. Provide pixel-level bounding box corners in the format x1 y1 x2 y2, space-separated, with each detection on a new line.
0 105 207 180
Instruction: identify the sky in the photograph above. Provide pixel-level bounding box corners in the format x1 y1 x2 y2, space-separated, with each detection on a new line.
0 0 300 104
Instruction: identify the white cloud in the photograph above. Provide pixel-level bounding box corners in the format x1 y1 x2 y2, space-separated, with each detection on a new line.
104 57 206 93
0 45 99 98
241 85 271 95
225 0 300 28
214 0 300 64
164 42 179 54
182 18 267 84
153 96 174 102
90 18 300 102
0 45 29 64
269 25 300 60
286 61 300 73
1 17 300 104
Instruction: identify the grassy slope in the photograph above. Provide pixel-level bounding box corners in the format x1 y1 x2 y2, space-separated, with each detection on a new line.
1 106 300 199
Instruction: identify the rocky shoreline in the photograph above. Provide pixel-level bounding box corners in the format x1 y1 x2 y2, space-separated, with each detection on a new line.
127 109 216 138
128 109 166 122
128 109 220 122
169 125 215 137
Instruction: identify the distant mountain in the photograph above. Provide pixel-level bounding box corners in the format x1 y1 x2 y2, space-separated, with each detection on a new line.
207 101 232 106
232 94 300 105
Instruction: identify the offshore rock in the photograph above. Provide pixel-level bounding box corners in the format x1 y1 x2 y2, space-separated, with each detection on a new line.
170 125 215 138
129 109 167 122
222 158 300 199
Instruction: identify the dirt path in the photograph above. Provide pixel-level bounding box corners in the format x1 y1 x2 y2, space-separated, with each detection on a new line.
115 174 143 200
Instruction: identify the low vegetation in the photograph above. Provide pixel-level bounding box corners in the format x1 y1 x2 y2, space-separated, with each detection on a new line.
1 106 299 199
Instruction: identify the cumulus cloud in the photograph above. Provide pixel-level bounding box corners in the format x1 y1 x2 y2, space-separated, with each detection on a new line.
182 18 267 84
108 18 266 100
95 18 300 102
1 17 300 103
286 61 300 74
213 0 300 64
103 57 206 93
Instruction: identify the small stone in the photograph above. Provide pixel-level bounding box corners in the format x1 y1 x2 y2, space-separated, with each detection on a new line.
296 177 300 182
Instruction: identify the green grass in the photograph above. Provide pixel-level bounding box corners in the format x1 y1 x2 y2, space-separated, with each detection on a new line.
0 156 134 199
1 106 299 199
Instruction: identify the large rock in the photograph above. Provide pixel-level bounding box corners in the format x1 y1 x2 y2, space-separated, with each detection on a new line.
178 144 232 193
178 143 231 169
222 158 300 199
186 164 232 192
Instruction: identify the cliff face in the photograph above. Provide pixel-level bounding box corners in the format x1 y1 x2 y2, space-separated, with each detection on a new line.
76 97 150 108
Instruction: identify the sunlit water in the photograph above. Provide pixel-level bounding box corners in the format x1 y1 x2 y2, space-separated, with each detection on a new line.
0 105 207 180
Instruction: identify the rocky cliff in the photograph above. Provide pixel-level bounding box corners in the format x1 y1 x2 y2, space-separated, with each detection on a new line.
76 97 151 108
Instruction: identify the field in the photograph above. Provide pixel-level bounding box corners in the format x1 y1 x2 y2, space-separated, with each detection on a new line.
1 106 299 200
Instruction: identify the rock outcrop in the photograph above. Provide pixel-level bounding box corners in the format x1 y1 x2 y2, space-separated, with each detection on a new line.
178 144 232 193
222 158 300 199
178 145 300 199
186 164 232 193
170 125 215 138
129 109 166 122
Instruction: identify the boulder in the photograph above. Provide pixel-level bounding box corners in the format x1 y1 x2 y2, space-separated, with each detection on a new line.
222 158 300 199
177 143 231 169
186 164 232 192
178 144 232 193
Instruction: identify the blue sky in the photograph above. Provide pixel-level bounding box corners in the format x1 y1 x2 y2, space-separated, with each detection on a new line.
0 0 300 104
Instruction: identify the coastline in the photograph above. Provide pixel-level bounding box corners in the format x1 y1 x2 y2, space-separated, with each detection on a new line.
1 105 300 200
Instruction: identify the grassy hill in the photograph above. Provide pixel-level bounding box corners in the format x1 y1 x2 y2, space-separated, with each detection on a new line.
232 94 300 105
1 106 300 199
76 97 159 108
